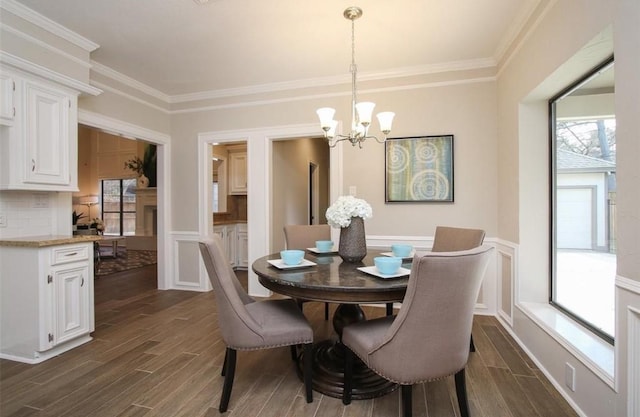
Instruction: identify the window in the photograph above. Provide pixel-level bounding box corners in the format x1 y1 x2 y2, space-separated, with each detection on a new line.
102 179 137 236
549 57 615 343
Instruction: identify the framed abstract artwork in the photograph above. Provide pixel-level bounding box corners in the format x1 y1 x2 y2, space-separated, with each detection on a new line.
385 135 454 202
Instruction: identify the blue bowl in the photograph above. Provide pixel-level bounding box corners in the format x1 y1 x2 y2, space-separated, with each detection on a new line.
391 244 413 258
315 240 334 252
280 249 305 265
374 256 402 275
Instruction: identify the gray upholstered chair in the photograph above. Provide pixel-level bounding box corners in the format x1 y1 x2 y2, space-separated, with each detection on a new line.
432 225 486 351
199 236 314 412
283 224 332 320
342 245 493 417
432 226 486 252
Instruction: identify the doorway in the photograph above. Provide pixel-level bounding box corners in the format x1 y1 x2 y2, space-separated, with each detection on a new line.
271 137 330 252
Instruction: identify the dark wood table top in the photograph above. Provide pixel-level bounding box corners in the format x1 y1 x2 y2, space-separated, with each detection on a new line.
252 249 411 304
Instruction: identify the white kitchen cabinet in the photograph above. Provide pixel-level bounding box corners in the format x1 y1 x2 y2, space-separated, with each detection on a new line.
228 148 247 195
0 241 94 363
0 70 78 191
0 74 15 126
237 223 248 268
213 223 248 269
214 224 237 268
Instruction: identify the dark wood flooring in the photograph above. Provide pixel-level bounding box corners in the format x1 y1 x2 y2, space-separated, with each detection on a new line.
0 265 578 417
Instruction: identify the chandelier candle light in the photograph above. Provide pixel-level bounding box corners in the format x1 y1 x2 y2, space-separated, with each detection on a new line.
316 6 395 148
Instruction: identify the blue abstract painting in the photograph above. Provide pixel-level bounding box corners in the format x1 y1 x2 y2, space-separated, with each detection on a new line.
385 135 454 202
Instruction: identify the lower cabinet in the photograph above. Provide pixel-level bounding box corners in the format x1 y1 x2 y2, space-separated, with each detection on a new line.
213 223 248 269
0 242 95 363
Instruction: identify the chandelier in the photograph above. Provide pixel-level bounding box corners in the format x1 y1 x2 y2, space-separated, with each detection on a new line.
316 6 395 148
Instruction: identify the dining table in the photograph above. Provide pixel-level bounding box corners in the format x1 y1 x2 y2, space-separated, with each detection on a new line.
252 248 412 400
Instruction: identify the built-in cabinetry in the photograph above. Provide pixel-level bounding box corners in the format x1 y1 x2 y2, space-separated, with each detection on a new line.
213 223 248 268
0 240 95 363
227 145 247 195
0 74 15 126
0 68 79 191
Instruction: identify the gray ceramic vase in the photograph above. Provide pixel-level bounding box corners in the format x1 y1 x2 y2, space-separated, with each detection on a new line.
338 216 367 263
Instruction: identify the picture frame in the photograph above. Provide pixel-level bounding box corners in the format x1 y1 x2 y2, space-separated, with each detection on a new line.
385 135 454 202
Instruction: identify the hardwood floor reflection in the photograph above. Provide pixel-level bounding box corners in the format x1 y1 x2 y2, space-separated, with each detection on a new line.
0 266 578 417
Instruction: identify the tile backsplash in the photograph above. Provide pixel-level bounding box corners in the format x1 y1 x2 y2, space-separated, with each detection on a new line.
0 191 71 238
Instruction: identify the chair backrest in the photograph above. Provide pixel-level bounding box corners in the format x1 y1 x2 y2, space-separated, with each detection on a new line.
199 235 264 348
283 224 331 250
431 226 485 252
367 245 493 383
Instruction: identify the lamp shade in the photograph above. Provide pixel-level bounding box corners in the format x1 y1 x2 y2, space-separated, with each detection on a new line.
376 112 395 134
355 102 375 126
79 195 99 206
316 108 336 130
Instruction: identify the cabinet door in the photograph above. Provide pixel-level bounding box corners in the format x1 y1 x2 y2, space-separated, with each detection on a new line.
228 152 247 195
23 80 72 186
237 228 248 268
51 264 91 345
0 74 15 126
213 226 236 266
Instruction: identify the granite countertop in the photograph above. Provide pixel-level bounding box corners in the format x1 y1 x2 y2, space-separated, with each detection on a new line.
0 235 103 248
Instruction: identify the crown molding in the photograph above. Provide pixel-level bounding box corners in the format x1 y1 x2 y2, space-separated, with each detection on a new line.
0 0 99 52
169 58 496 104
1 23 92 69
0 51 102 95
91 61 170 103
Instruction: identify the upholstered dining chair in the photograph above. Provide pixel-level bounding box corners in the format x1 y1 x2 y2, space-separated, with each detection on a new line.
342 245 493 417
432 226 486 252
432 226 486 352
284 224 332 320
199 235 314 412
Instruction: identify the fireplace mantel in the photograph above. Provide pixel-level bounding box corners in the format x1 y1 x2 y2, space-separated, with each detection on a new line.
136 188 157 236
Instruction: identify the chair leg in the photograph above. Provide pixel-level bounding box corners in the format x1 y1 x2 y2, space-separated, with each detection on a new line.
303 343 313 403
324 303 329 320
343 347 353 405
454 368 470 417
290 345 298 362
401 385 413 417
386 302 393 316
219 348 236 413
469 333 476 352
221 349 228 376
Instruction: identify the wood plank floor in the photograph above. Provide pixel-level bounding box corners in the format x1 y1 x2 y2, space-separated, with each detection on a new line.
0 266 578 417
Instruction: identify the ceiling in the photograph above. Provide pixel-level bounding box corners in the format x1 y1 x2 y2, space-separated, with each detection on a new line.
13 0 541 98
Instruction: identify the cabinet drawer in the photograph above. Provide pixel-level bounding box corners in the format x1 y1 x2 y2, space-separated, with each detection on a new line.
51 245 89 265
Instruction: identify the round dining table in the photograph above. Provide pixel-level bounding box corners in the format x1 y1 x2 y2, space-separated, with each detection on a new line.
252 249 411 400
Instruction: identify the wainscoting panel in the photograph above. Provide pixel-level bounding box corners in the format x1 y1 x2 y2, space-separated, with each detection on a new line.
171 232 210 291
629 305 640 417
498 248 515 325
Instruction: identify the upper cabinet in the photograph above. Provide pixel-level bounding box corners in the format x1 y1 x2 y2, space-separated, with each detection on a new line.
227 145 247 195
0 74 15 126
0 69 79 191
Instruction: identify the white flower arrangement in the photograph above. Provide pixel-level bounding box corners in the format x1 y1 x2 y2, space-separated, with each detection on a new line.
325 196 373 228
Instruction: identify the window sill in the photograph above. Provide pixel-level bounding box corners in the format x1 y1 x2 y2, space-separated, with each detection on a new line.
518 301 615 389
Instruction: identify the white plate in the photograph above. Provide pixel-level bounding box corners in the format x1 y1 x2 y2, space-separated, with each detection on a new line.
357 266 411 279
307 247 338 254
380 251 416 260
267 258 317 269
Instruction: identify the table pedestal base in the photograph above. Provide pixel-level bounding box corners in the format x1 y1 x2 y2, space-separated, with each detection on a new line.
307 339 397 400
296 303 397 399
